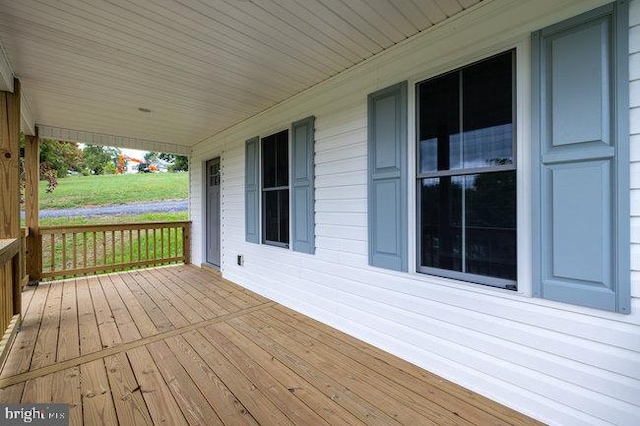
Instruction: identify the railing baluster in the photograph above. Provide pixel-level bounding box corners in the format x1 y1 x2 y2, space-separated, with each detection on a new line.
61 233 67 271
137 229 141 266
102 231 107 267
93 232 97 267
83 232 87 270
51 234 56 271
111 231 116 269
129 230 133 265
152 228 157 266
145 229 149 261
120 230 124 265
72 233 77 270
161 227 165 261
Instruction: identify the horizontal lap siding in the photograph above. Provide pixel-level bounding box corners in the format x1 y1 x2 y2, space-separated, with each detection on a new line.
189 1 640 424
632 0 640 299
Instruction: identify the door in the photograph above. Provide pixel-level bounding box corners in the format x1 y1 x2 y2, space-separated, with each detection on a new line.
206 158 221 267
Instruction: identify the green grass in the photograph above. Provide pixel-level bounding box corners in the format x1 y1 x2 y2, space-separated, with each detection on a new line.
39 212 188 227
38 173 189 209
23 173 190 279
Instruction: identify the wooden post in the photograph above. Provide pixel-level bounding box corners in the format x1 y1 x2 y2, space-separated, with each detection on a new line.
11 251 20 315
0 78 21 323
25 130 40 281
0 78 20 240
182 223 191 265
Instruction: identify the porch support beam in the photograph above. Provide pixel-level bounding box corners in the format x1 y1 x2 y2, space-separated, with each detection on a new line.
25 129 40 281
20 94 35 136
0 44 14 93
0 78 21 325
0 78 20 239
37 125 190 156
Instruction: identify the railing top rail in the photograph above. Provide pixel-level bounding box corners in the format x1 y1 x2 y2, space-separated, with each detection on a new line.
40 221 191 234
0 238 20 265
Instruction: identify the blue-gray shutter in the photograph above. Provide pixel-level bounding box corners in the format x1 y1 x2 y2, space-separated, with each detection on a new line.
291 116 316 254
245 136 260 243
532 1 630 313
367 82 408 271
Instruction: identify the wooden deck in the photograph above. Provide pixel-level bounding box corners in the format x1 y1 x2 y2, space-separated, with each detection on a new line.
0 265 540 425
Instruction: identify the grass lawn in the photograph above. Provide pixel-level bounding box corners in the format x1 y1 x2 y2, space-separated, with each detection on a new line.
23 173 190 278
38 212 188 227
38 172 188 210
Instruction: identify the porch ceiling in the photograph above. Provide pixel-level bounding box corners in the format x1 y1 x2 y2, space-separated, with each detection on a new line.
0 0 481 149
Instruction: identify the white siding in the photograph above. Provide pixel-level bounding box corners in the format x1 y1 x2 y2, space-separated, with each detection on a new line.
190 1 640 424
632 0 640 299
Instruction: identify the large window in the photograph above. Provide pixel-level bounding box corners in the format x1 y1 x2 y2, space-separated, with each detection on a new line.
262 129 289 247
417 50 516 288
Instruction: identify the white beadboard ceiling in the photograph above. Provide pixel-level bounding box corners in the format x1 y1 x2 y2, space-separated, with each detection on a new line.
0 0 481 150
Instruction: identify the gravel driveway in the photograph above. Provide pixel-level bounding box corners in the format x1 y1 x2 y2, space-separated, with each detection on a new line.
26 200 188 219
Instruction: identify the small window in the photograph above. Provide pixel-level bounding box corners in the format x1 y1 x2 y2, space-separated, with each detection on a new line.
417 50 517 289
261 130 289 247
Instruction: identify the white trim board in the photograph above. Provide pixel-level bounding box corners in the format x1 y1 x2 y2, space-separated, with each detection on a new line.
37 125 190 155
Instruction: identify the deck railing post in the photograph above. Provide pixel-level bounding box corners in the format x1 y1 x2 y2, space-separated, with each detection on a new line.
19 227 28 287
182 223 191 264
11 250 20 316
25 129 41 282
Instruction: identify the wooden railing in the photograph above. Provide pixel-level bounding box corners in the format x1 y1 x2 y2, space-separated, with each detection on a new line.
0 238 21 367
39 221 191 280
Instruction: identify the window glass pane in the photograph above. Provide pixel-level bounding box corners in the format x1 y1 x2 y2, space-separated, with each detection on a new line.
462 51 514 168
418 72 461 173
264 189 289 245
464 171 516 280
417 50 516 286
276 131 289 187
262 134 276 188
262 129 290 247
279 189 289 244
420 176 463 271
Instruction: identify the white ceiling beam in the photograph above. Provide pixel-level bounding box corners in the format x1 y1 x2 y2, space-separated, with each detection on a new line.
0 42 14 92
20 93 35 135
37 125 190 156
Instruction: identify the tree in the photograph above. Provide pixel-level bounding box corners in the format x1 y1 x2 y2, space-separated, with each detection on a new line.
82 145 118 175
18 133 60 196
158 153 189 172
144 151 159 164
39 138 83 178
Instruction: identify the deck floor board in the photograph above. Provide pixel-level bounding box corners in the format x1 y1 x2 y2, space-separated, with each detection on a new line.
0 283 49 378
57 279 80 362
0 265 542 425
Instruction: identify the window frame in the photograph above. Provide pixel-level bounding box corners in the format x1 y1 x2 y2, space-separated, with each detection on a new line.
412 48 523 291
260 129 290 249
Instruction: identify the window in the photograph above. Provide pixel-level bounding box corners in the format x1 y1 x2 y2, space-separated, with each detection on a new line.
416 50 516 289
366 3 628 312
261 129 290 247
245 117 316 253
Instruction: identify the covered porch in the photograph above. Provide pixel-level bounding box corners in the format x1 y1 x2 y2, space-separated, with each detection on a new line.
0 265 538 425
